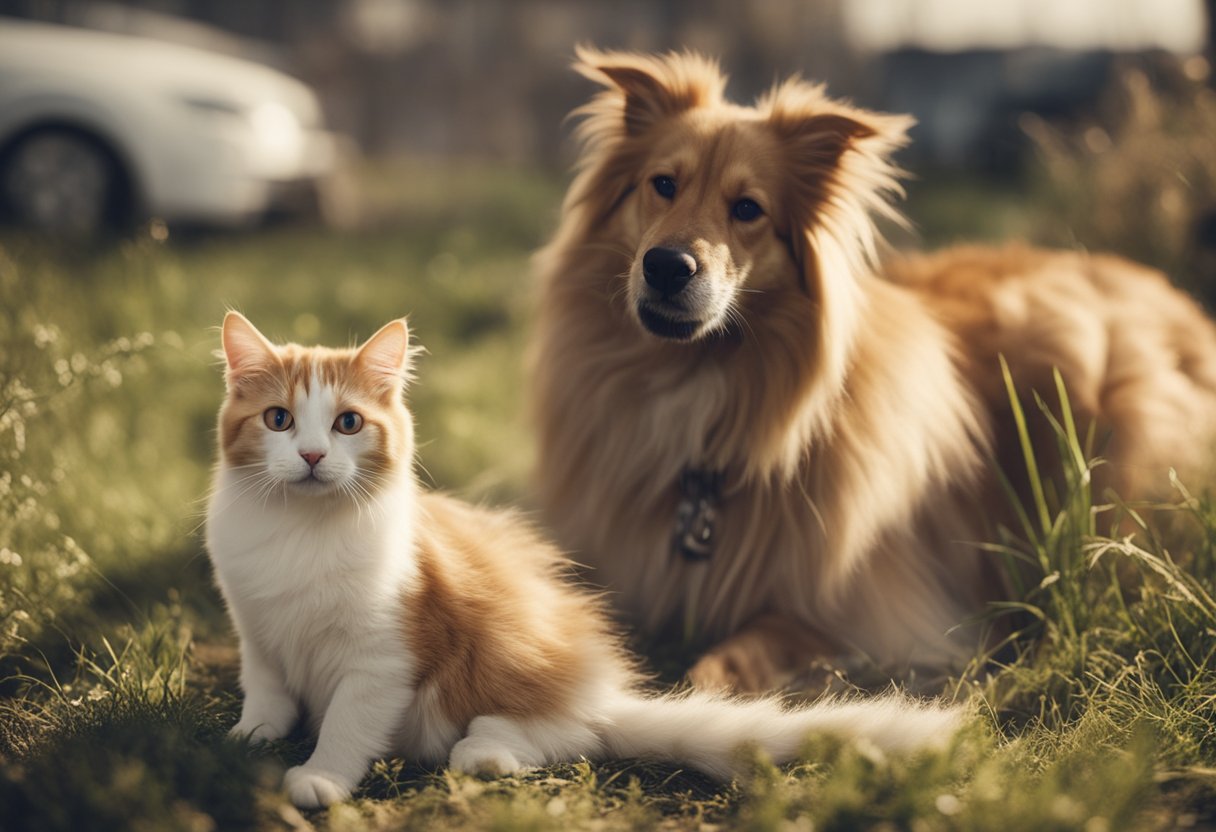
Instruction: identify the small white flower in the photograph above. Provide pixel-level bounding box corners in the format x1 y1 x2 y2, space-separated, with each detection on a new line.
935 794 962 816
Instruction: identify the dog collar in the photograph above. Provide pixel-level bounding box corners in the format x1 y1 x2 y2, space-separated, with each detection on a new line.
672 467 723 562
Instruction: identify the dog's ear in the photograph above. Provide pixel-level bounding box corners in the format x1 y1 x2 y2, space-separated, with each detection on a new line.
763 79 911 261
762 82 913 399
765 80 912 195
777 112 887 170
574 46 725 135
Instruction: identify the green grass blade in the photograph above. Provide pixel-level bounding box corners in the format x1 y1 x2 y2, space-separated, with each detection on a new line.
1000 354 1052 538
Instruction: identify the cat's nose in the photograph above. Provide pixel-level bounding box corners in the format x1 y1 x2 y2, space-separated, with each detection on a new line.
300 451 325 467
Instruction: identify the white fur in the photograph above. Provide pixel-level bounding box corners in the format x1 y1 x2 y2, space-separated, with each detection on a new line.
598 690 964 780
207 466 418 807
437 692 964 782
208 376 965 809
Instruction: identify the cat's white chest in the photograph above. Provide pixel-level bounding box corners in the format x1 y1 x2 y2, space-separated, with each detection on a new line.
205 472 416 722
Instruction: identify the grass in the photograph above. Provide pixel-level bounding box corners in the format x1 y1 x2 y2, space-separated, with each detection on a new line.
1021 57 1216 299
1 156 1215 830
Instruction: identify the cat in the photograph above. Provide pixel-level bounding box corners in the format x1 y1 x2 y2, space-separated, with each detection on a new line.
205 311 964 809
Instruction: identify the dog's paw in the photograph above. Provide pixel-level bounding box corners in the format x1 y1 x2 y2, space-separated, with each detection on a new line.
448 736 524 777
687 644 783 694
284 766 352 809
687 651 744 692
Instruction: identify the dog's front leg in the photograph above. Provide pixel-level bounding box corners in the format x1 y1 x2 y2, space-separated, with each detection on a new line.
686 612 835 694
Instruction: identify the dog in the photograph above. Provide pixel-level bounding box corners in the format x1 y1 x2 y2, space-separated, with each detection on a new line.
529 48 1216 693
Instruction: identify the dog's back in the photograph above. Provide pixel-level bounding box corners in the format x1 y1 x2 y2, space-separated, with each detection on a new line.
889 245 1216 501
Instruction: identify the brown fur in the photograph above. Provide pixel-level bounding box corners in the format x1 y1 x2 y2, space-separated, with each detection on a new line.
888 245 1216 501
530 49 1216 692
403 493 633 731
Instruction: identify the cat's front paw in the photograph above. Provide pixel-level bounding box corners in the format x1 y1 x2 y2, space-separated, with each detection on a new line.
228 720 285 744
284 766 352 808
448 736 524 777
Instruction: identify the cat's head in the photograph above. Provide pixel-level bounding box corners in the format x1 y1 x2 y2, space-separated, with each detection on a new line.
217 312 414 500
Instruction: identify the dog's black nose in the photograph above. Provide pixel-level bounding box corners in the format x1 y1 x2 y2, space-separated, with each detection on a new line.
642 247 697 296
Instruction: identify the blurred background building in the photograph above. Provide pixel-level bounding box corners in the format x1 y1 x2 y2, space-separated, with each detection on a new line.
2 0 1211 167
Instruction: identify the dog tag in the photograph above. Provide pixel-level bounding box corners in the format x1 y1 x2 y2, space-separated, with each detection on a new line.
673 468 722 562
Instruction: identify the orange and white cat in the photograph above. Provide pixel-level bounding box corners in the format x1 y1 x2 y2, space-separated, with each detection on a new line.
205 311 962 808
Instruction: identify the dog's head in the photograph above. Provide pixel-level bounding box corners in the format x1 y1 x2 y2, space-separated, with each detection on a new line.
570 47 912 347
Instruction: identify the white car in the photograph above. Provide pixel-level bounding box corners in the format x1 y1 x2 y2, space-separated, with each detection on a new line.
0 19 345 234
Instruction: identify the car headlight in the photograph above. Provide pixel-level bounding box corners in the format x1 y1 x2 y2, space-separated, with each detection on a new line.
248 101 304 161
178 94 307 177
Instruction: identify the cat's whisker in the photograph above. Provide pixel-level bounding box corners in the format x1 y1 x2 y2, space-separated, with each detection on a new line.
266 480 285 511
347 477 384 524
199 470 280 524
229 470 282 513
200 467 268 501
195 464 270 505
411 458 438 490
340 480 369 526
237 473 278 503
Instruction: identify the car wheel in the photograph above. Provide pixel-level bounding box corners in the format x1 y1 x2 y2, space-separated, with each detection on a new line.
0 129 122 236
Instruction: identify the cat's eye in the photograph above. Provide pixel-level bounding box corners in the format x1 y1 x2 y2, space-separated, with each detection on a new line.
334 411 363 435
263 407 294 432
732 198 763 222
652 176 677 200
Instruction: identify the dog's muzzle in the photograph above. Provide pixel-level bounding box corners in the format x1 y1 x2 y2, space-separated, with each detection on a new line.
636 246 704 340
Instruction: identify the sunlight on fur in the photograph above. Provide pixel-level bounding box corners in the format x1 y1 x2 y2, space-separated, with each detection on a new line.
529 48 1216 693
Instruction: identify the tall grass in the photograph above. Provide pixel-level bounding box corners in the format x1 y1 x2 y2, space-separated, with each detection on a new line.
972 360 1216 827
1023 54 1216 296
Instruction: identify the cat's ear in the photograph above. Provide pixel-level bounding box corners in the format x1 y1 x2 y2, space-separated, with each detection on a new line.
354 319 411 391
221 311 276 385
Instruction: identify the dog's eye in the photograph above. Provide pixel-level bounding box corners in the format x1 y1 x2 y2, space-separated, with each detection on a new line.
652 176 677 200
732 198 763 222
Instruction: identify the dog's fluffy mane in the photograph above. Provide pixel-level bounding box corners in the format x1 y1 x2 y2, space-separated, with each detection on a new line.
531 48 1216 679
560 47 937 478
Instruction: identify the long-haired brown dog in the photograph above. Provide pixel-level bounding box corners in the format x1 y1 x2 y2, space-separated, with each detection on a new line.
530 48 1216 693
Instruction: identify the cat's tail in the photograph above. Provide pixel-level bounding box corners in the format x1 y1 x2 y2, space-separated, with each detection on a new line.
597 689 964 779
